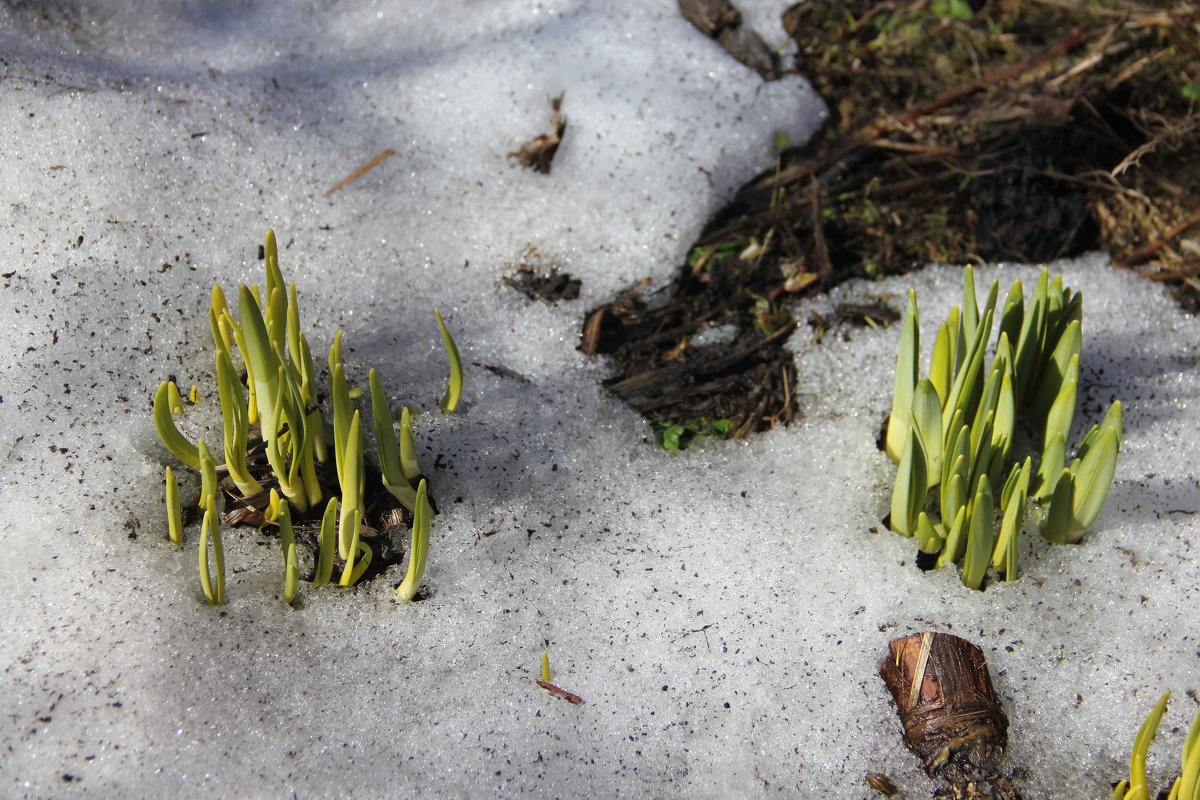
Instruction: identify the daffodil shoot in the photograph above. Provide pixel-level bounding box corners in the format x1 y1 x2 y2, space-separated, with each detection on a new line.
885 267 1122 589
151 231 461 605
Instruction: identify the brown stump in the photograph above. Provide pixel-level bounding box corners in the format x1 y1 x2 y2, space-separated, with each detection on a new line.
880 632 1021 800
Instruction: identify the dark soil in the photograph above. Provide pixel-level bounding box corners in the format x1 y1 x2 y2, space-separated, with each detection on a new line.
582 0 1199 447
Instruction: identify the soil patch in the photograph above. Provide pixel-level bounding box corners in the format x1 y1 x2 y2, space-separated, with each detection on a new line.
583 1 1199 446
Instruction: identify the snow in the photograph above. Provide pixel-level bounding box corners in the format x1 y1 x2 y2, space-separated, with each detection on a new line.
1 2 1197 799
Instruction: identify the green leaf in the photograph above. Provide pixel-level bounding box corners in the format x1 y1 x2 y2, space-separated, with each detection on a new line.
330 361 351 484
1175 705 1200 800
313 497 337 588
932 0 972 19
962 475 993 589
886 290 919 462
1078 400 1124 464
1068 425 1120 539
975 365 1004 439
167 379 185 414
998 281 1023 358
940 410 966 492
1039 468 1073 544
1034 431 1066 502
1126 693 1171 800
327 328 344 384
941 463 965 537
992 372 1015 466
890 421 927 537
1033 319 1082 429
238 285 282 434
153 381 201 469
216 348 263 498
436 308 463 413
909 379 942 490
1043 353 1079 452
937 505 967 568
993 457 1030 569
198 439 218 512
339 508 370 587
658 422 684 453
370 368 404 489
1014 269 1049 407
942 307 994 435
399 405 421 483
929 321 952 407
198 493 225 605
396 478 432 601
278 498 298 605
961 266 979 346
968 409 994 491
263 230 284 311
165 466 183 545
338 411 364 559
916 511 943 555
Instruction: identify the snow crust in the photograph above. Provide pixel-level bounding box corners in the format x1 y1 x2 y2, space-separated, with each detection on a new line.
0 2 1197 798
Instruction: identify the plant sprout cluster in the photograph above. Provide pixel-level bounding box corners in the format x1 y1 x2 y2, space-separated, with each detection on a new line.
886 267 1123 588
1114 693 1200 800
154 231 461 605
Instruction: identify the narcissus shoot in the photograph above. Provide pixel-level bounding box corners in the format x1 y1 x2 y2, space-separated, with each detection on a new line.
152 230 460 607
1112 692 1200 800
884 267 1122 589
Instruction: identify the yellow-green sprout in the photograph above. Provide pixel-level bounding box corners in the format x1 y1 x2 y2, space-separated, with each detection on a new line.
152 230 454 607
436 308 463 413
313 497 338 589
165 466 183 545
277 495 299 605
370 368 417 511
198 492 225 606
153 381 200 469
396 479 431 601
883 267 1122 588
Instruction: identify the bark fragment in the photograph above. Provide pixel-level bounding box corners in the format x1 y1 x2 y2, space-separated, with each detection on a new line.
508 94 566 174
880 632 1021 800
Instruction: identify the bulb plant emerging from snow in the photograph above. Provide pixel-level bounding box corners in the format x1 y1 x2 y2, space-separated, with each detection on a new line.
1112 692 1200 800
885 266 1122 589
154 231 456 605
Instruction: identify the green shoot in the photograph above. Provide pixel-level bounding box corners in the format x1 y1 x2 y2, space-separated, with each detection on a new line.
165 466 182 545
198 493 225 606
1121 693 1171 800
153 381 200 469
313 497 337 589
370 369 417 511
338 411 364 559
339 507 370 587
436 308 463 412
399 405 421 484
541 651 552 682
278 496 299 605
396 479 431 601
152 230 452 608
883 268 1122 588
885 290 919 462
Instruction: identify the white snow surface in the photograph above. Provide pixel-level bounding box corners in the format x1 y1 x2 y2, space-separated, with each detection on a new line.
1 2 1198 799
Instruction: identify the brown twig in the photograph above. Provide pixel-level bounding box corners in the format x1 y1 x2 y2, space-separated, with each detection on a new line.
536 679 584 705
1115 206 1200 268
326 149 396 196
